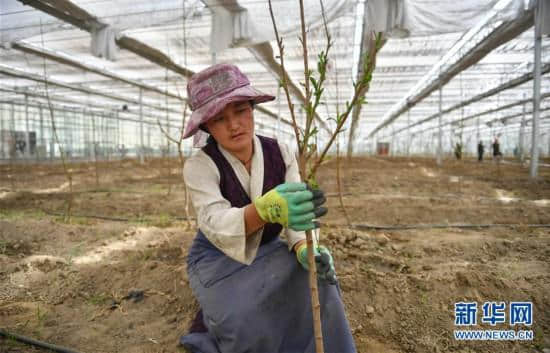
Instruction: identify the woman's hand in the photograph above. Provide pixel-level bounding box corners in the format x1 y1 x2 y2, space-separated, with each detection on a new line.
295 242 337 285
253 182 327 231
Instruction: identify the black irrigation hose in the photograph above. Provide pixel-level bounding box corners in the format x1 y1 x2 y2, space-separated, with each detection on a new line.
27 209 550 231
40 208 195 223
350 223 550 231
0 329 84 353
40 208 130 222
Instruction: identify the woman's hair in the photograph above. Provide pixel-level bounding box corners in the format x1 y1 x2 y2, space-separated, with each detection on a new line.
206 134 216 145
199 100 255 139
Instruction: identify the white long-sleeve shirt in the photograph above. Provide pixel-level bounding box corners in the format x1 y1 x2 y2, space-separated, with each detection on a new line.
183 135 306 265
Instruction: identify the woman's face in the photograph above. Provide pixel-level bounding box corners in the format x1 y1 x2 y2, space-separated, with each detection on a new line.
205 101 254 153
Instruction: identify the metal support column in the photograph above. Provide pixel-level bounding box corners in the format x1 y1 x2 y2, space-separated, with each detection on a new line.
391 126 396 156
116 111 120 155
406 109 411 156
82 109 88 157
49 108 54 160
25 94 30 158
101 113 107 160
106 113 111 160
78 109 82 159
39 106 44 160
0 105 4 159
519 98 526 162
436 82 443 165
147 117 151 155
166 107 170 156
98 113 103 157
10 103 15 159
91 112 96 162
139 88 144 164
530 0 542 178
68 110 74 160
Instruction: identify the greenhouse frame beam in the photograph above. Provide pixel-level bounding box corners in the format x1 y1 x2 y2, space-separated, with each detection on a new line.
0 85 181 126
368 3 534 138
433 93 549 133
434 115 550 141
115 35 195 78
11 41 186 102
0 64 185 115
482 107 550 128
17 0 293 128
388 63 550 137
452 93 550 126
16 0 99 33
403 102 550 138
1 99 181 129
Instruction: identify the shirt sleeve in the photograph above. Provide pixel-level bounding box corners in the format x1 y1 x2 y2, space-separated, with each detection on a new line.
277 141 307 251
183 152 259 265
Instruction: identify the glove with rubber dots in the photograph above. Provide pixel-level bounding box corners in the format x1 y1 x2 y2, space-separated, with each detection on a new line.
253 182 327 231
296 242 337 285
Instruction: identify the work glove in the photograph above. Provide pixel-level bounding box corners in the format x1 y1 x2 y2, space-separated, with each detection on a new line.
296 243 337 285
253 182 327 231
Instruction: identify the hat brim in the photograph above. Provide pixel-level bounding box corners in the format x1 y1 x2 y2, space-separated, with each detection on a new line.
183 85 275 139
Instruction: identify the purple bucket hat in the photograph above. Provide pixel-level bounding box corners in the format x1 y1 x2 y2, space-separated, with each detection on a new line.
183 63 275 139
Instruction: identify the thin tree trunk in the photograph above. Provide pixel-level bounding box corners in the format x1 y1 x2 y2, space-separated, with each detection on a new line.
268 2 382 351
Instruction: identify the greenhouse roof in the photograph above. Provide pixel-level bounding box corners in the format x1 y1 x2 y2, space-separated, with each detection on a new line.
0 0 548 152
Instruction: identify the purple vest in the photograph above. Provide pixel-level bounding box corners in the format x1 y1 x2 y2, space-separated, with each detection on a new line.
200 135 286 246
186 135 287 334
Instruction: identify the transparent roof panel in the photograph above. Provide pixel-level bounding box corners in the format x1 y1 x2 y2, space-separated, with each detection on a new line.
0 0 547 152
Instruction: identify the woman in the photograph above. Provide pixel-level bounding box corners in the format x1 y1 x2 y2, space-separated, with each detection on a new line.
180 63 356 353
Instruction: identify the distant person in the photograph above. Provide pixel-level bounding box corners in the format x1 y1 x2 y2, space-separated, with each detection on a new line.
118 144 128 158
492 138 502 163
477 141 484 162
454 142 462 160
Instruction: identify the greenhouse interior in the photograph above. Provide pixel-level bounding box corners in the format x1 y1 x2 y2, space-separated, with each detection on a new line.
0 0 549 352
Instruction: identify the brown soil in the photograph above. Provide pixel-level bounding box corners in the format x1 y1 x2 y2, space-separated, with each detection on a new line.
0 156 549 353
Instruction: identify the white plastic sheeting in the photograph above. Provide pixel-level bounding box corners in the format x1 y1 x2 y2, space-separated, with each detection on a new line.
366 0 526 37
91 25 118 61
203 0 527 51
206 0 352 52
